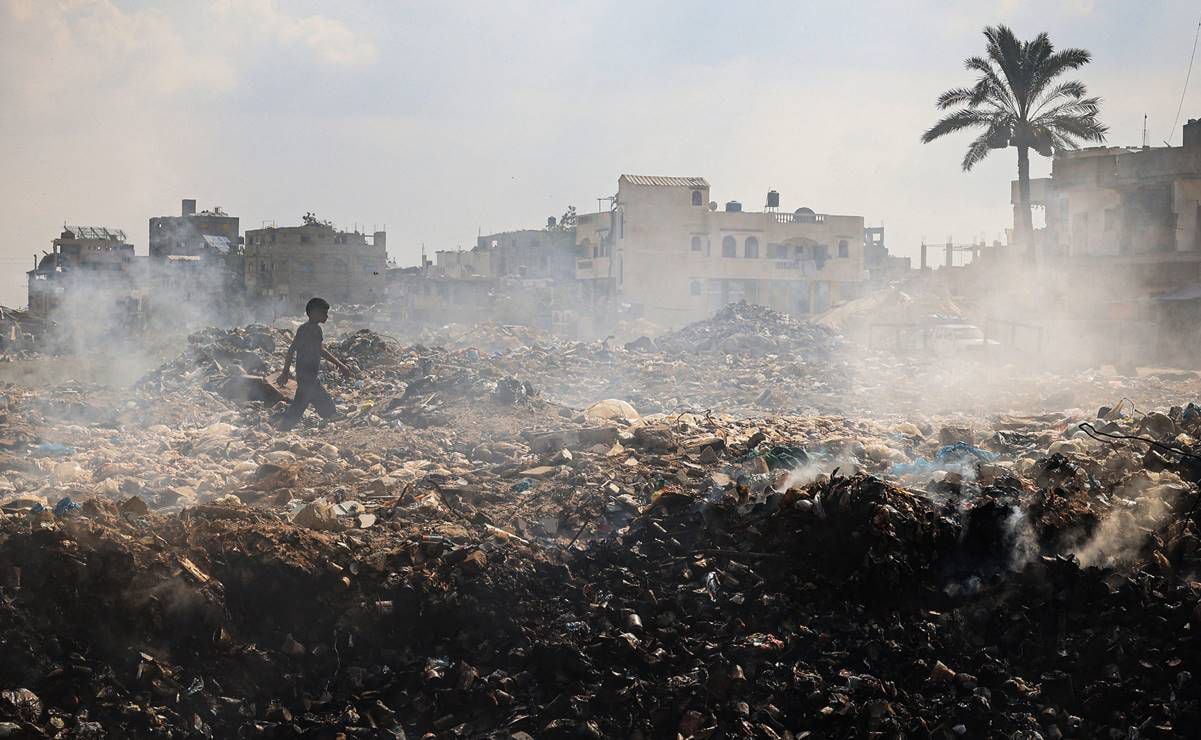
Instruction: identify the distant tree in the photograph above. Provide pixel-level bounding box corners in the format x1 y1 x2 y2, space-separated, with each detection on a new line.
302 212 333 228
922 25 1107 259
550 205 577 231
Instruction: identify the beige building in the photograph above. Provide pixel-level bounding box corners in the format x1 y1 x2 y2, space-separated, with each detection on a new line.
244 217 387 311
575 175 868 325
435 228 577 280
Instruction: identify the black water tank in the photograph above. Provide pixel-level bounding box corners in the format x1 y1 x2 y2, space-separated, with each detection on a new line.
725 201 742 212
767 190 780 208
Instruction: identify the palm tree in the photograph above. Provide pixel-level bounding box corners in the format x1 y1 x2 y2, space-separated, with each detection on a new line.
922 25 1107 259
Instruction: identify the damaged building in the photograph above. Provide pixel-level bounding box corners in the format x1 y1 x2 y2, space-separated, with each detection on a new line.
244 216 387 314
575 175 877 327
149 199 245 308
26 225 137 319
149 199 239 260
1016 118 1201 363
435 228 576 281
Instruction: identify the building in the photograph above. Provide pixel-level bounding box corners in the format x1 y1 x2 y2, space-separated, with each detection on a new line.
27 225 136 316
149 199 239 259
863 226 912 280
1022 119 1201 271
574 175 871 325
995 119 1201 365
435 228 577 281
244 216 387 312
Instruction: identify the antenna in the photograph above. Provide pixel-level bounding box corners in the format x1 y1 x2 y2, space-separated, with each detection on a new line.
1167 11 1201 144
1143 114 1149 148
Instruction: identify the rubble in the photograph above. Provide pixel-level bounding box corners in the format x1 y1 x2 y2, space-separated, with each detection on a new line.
1 306 1201 735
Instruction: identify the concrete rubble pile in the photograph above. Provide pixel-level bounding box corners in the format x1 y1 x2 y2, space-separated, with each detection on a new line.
2 308 1201 735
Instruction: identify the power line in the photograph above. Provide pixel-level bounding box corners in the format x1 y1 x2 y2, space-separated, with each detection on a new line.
1167 11 1201 144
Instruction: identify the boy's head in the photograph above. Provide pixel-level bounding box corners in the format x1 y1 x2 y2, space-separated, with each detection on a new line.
305 297 330 322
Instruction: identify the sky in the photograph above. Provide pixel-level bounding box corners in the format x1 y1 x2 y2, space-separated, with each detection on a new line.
1 0 1199 307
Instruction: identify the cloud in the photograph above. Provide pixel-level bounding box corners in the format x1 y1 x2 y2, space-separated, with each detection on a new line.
1 0 237 99
212 0 378 68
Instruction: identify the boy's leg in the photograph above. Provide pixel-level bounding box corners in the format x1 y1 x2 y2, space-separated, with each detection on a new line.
278 383 313 430
310 382 338 419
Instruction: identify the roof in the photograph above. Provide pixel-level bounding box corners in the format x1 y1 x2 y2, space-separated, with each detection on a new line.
63 225 127 241
201 235 233 254
619 175 709 189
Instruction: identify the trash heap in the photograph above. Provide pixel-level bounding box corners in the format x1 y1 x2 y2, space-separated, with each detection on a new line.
418 322 556 354
652 302 842 358
1 365 1201 736
3 306 1201 735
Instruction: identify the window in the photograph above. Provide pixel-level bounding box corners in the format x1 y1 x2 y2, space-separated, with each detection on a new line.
722 235 737 257
838 239 849 258
745 236 759 258
691 190 703 206
690 280 702 295
691 236 703 252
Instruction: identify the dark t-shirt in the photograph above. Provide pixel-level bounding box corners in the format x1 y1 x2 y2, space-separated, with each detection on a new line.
294 322 323 379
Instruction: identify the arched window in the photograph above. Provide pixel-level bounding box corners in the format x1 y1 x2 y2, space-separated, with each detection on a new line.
722 235 737 257
838 239 849 258
745 236 759 258
691 190 703 206
691 236 703 252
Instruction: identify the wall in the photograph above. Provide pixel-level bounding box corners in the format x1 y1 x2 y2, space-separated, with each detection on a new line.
244 224 387 312
149 213 239 258
1038 139 1201 257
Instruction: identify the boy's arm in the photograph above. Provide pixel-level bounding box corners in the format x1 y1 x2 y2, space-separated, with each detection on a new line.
278 332 298 382
321 347 352 376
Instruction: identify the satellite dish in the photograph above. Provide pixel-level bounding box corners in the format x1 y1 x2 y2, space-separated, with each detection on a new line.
709 201 718 211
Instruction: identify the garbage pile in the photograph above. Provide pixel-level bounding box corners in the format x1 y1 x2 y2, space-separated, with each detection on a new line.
651 302 842 358
418 322 556 354
4 305 1201 735
1 365 1201 736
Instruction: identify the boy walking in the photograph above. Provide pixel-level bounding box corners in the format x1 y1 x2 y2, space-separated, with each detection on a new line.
277 297 351 431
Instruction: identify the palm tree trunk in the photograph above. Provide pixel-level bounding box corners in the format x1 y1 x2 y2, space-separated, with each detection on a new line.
1016 144 1035 260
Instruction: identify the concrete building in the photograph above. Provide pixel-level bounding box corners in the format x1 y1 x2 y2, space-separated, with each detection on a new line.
27 225 136 316
149 199 239 259
1022 119 1201 265
244 216 387 312
575 175 871 325
435 228 577 281
992 119 1201 365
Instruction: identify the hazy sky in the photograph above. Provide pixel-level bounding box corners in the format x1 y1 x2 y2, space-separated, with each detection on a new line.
1 0 1198 306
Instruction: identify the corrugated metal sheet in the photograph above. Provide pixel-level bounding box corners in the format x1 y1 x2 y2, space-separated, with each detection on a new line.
64 225 127 241
619 175 709 189
202 235 233 255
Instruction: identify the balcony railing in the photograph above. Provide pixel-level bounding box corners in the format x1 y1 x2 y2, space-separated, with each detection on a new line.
773 212 825 224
